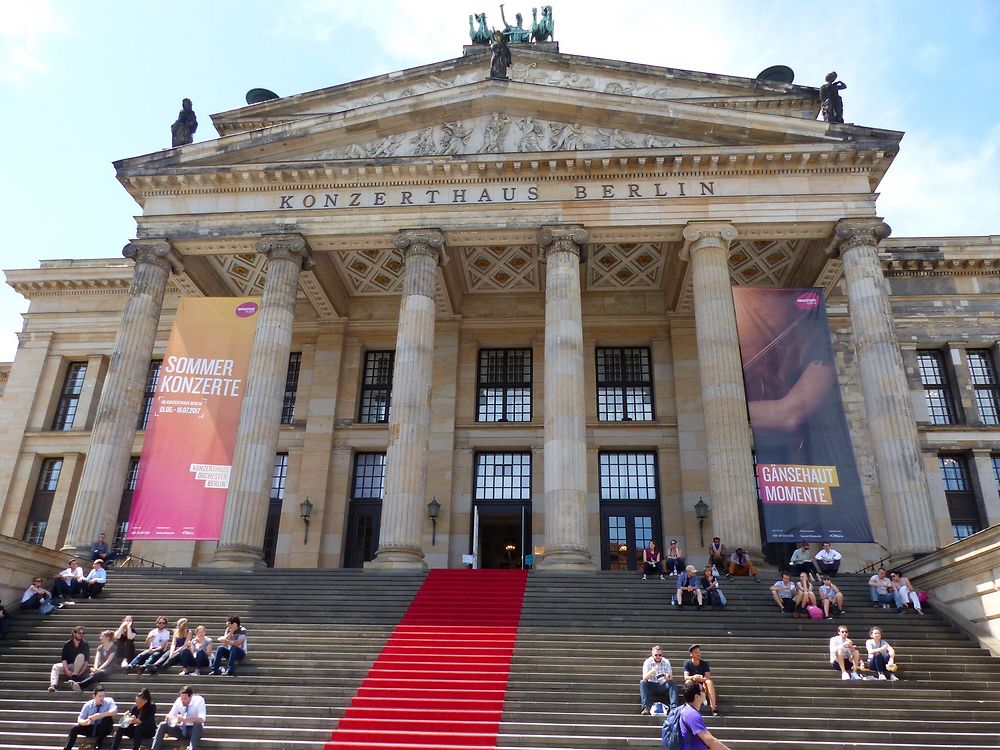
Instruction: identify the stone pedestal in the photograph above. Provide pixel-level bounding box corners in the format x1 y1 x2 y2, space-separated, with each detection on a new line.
536 225 596 571
681 222 761 556
369 230 445 570
834 218 937 557
211 235 311 568
61 240 180 558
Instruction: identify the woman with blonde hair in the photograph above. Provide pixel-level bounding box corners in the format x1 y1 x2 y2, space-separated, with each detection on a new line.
179 624 213 676
148 617 189 675
794 572 818 609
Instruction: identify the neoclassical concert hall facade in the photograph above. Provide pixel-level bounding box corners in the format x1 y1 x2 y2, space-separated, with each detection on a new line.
1 46 998 571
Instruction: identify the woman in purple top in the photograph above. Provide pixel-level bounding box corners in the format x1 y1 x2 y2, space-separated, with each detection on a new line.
641 541 664 580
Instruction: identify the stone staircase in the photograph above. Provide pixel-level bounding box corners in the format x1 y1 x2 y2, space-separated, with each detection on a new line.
0 569 998 749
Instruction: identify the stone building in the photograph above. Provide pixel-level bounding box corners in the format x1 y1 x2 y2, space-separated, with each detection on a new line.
1 45 998 571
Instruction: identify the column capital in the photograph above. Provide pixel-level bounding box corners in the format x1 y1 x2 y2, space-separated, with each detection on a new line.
394 228 446 263
831 218 892 256
538 225 589 260
679 222 737 261
256 233 314 270
122 239 184 274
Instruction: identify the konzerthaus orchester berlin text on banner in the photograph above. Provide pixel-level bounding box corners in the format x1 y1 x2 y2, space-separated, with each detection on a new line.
1 32 998 574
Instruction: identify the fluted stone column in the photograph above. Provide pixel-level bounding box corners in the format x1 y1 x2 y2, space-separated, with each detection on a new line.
834 218 937 556
62 240 181 557
536 225 596 571
211 235 311 568
370 229 445 569
680 222 761 555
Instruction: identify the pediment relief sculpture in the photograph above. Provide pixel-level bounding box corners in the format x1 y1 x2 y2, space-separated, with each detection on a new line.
305 115 705 160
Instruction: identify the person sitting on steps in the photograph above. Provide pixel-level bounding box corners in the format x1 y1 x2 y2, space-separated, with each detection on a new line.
151 685 206 750
125 617 171 674
179 625 213 676
675 565 704 611
794 572 818 612
789 541 819 582
639 644 677 714
69 629 118 691
815 541 842 576
683 644 719 716
665 540 686 576
62 685 117 750
865 626 899 681
148 618 189 675
770 572 796 615
868 567 896 609
111 688 157 750
700 566 725 610
889 571 925 615
818 576 845 619
49 625 90 692
209 614 247 676
727 548 758 580
21 576 54 613
642 540 664 580
707 537 728 577
829 624 862 680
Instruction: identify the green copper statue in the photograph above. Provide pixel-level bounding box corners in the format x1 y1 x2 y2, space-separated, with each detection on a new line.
531 5 553 42
469 12 490 44
500 4 531 43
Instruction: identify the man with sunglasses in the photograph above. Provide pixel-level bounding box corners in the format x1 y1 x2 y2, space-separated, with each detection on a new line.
828 625 862 680
48 625 90 692
639 644 677 714
21 577 53 611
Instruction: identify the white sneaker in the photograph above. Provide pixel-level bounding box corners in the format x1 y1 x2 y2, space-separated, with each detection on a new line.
878 674 887 680
889 674 899 681
841 672 851 680
850 672 861 680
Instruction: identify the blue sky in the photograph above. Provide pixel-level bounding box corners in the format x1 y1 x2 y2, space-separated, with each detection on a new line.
1 0 998 361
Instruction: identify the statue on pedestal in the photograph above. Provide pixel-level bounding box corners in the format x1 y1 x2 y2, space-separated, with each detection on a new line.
469 12 490 44
500 4 531 43
820 72 846 124
170 98 198 147
531 6 554 42
489 29 512 79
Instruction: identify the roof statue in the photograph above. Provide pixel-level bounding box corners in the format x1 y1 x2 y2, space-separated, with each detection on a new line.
488 29 512 79
170 98 197 147
469 12 491 44
531 6 553 42
500 4 531 43
820 71 846 124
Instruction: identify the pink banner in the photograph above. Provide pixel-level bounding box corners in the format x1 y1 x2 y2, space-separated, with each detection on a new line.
127 298 259 540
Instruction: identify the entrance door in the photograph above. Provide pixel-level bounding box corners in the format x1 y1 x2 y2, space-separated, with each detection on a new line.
344 501 381 568
474 503 529 569
601 505 660 571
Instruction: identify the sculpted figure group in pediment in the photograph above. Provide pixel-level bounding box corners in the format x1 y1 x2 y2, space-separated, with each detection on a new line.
309 115 700 160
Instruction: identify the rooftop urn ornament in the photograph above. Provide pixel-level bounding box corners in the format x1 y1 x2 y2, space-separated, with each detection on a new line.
820 71 846 124
488 28 512 79
500 4 531 43
530 5 553 42
469 12 490 44
170 98 198 147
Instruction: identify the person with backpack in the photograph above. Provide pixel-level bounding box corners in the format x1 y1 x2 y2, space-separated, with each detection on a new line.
662 681 731 750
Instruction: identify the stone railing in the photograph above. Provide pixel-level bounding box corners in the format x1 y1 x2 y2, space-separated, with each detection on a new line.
0 535 67 611
901 524 1000 657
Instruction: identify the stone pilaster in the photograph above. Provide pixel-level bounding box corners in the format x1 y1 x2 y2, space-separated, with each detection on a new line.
369 229 445 569
971 450 1000 526
536 225 596 571
61 240 180 558
680 222 761 555
211 234 312 568
833 218 937 556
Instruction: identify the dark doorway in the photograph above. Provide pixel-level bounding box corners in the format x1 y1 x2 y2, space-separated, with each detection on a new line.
344 501 382 568
600 504 660 571
474 503 529 569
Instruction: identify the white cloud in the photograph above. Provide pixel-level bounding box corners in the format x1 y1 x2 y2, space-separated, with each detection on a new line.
878 123 1000 237
0 0 69 85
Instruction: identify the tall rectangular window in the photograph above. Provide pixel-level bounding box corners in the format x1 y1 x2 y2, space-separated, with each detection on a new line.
917 350 957 425
474 452 531 501
23 457 63 545
967 349 1000 425
993 455 1000 489
138 360 162 430
596 347 654 421
939 455 982 540
352 453 387 499
113 457 140 557
358 351 394 424
281 353 302 425
476 349 532 422
599 452 658 501
262 453 289 567
51 362 88 430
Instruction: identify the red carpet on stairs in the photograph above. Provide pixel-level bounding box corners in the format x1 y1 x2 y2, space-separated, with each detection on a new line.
325 569 529 750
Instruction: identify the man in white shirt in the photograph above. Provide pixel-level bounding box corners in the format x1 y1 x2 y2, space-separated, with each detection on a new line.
151 685 207 750
53 559 85 604
868 567 895 608
815 542 842 576
81 559 107 599
63 685 117 750
639 644 677 714
126 617 172 673
828 625 862 680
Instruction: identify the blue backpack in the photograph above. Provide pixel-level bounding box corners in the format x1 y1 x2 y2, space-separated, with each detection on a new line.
661 705 687 750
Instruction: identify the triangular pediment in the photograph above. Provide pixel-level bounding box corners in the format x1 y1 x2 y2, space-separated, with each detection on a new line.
211 48 821 138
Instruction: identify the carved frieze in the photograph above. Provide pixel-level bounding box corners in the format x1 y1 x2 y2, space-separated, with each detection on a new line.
306 115 706 159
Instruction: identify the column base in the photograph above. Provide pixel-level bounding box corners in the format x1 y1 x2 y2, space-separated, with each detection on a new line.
535 546 597 571
60 543 94 562
367 544 427 570
204 546 267 571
